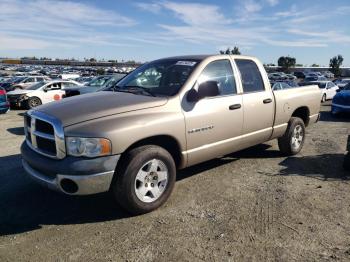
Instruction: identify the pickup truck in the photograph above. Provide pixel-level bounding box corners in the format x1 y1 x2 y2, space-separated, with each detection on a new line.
21 55 321 214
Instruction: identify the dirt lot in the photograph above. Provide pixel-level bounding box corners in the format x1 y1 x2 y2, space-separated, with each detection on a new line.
0 103 349 262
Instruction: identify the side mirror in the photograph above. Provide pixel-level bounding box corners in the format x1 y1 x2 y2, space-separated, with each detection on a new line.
43 88 48 92
187 81 219 102
336 89 340 93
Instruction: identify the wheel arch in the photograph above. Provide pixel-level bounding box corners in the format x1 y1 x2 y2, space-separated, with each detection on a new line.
291 106 310 126
120 135 184 169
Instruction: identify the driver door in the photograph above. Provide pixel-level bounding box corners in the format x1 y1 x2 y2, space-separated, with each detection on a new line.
182 59 244 166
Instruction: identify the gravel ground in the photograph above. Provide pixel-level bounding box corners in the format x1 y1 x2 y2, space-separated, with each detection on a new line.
0 102 349 262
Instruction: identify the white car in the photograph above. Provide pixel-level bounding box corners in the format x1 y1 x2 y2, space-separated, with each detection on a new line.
11 76 51 90
7 80 82 109
309 81 339 102
334 78 350 89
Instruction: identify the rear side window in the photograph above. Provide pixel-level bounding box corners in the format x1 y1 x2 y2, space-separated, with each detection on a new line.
236 59 265 93
198 60 236 96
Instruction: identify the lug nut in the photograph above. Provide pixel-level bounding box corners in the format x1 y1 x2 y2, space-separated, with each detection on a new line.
153 176 157 180
145 183 148 187
151 183 154 187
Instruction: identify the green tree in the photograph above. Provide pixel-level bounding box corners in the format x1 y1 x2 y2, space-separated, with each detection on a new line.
231 46 241 55
278 56 296 72
219 46 241 55
311 63 319 67
329 55 343 77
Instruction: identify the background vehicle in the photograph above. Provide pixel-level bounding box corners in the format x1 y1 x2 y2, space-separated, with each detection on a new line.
332 83 350 115
293 71 306 79
271 81 298 90
8 76 51 91
323 71 335 78
334 78 350 89
21 55 321 215
64 74 126 97
0 87 10 113
301 81 339 102
7 80 81 109
303 76 328 82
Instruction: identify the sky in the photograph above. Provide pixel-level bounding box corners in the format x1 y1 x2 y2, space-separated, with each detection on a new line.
0 0 349 66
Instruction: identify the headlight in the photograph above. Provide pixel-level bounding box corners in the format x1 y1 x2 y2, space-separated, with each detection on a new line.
66 137 112 157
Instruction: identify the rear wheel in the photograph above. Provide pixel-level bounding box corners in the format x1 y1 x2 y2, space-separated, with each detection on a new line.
112 145 176 215
26 97 42 109
278 117 306 156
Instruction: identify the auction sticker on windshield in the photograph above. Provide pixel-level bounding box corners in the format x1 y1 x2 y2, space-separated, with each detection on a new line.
176 61 197 66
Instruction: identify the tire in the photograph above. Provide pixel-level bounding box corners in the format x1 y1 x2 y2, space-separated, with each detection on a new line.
26 97 42 109
344 153 350 171
278 117 306 156
111 145 176 215
321 94 326 103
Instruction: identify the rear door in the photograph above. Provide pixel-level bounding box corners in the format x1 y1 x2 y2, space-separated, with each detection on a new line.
235 59 274 144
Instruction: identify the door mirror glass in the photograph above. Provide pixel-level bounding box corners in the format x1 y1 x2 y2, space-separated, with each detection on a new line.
187 81 220 102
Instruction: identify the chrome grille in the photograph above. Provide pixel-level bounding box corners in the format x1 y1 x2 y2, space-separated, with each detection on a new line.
24 110 66 159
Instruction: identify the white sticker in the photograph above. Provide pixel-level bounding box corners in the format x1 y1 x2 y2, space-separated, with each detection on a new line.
175 61 197 66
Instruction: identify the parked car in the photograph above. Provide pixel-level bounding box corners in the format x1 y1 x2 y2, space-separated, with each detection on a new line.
7 80 82 109
332 83 350 115
271 81 298 90
6 76 51 91
64 74 126 97
304 81 339 102
268 72 287 81
304 76 328 82
0 87 10 113
322 71 334 78
293 71 306 79
334 78 350 89
21 54 321 214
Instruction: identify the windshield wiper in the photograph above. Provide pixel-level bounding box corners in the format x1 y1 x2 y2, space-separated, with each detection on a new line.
111 85 156 97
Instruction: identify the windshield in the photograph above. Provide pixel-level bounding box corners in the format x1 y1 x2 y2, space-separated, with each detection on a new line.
114 59 199 96
86 76 112 87
26 81 47 90
343 83 350 90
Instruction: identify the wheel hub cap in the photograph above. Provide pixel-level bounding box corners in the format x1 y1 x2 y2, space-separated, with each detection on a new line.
291 125 304 150
134 159 168 203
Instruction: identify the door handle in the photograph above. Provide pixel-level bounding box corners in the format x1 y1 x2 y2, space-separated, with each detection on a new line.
263 98 272 104
229 104 241 110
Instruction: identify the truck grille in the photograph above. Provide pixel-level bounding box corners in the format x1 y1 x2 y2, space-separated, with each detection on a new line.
24 111 66 159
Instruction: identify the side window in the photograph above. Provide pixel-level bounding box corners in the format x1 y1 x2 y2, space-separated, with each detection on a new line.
327 82 335 88
235 59 265 93
197 60 236 96
272 83 281 90
280 82 290 89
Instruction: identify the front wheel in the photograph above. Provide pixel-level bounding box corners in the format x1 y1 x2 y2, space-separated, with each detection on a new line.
112 145 176 215
26 97 42 109
344 153 350 171
278 117 306 156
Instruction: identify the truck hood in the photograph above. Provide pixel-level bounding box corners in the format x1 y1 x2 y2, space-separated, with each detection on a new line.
35 91 168 127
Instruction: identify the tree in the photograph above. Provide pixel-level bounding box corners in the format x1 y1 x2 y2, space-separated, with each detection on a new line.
231 46 241 55
277 56 296 72
219 46 241 55
329 55 343 77
89 58 97 62
96 68 105 75
311 64 319 67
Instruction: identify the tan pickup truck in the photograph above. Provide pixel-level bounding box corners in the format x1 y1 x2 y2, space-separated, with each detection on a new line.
21 55 321 214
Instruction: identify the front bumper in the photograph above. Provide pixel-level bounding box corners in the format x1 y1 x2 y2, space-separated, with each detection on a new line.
332 103 350 114
21 141 120 195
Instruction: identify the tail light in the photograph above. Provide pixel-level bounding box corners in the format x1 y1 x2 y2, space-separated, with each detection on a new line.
0 90 6 95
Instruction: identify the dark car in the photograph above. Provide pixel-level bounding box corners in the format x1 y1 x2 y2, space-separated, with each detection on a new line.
64 74 126 98
293 71 306 79
332 83 350 115
0 87 10 113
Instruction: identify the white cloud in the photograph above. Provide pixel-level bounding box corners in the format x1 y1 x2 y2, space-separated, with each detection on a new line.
243 0 262 13
134 2 162 14
266 0 279 6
